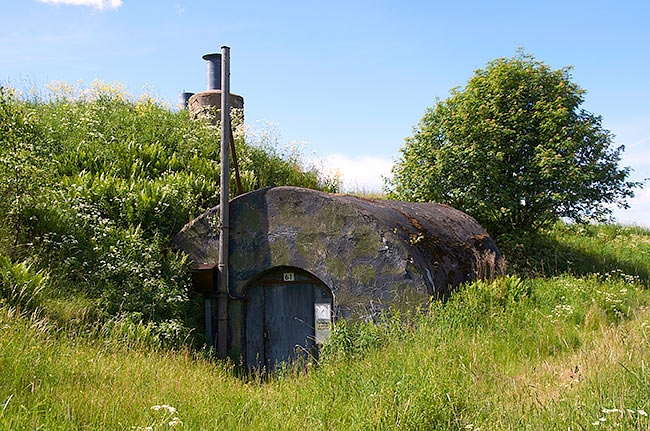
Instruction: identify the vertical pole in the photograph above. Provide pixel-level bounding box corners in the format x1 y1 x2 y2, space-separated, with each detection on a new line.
217 46 231 358
229 123 243 196
204 297 212 344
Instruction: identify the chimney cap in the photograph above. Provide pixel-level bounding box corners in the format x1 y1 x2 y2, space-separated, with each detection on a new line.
202 53 221 61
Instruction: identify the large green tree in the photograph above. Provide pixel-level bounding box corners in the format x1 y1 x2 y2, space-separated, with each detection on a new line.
387 52 639 236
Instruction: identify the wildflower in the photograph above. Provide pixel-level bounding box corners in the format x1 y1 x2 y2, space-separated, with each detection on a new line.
151 404 177 414
591 421 599 426
169 417 183 427
602 408 620 414
639 409 648 416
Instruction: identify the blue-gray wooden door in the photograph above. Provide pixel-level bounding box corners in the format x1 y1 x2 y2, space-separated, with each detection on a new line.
245 270 331 369
263 281 314 367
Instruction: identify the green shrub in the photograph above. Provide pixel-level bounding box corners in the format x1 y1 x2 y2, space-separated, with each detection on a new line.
0 87 52 254
0 253 48 310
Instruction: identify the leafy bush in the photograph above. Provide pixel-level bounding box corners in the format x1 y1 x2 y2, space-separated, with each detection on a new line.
0 253 48 310
0 87 52 252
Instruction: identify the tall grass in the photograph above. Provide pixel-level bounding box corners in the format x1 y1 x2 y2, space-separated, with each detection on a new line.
1 224 649 429
499 222 650 282
0 253 48 311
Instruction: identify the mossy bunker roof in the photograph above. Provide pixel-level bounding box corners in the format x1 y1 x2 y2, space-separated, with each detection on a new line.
174 186 505 315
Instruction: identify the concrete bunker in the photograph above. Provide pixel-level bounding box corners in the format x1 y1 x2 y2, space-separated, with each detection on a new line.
174 186 505 367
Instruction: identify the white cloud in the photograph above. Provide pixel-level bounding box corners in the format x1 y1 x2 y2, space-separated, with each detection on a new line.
322 153 394 193
319 150 649 226
630 135 650 149
37 0 123 10
175 3 184 14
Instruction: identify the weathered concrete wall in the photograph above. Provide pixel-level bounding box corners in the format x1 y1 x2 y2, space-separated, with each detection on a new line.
187 90 244 122
174 186 505 317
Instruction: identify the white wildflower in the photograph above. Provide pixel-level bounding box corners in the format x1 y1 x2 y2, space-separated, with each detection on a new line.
169 417 183 427
552 304 574 319
602 408 620 414
639 409 648 416
150 404 177 414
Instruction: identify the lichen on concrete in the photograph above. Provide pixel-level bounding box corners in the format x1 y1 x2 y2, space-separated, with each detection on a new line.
351 264 376 285
174 186 506 319
268 238 289 263
323 256 347 280
351 224 381 259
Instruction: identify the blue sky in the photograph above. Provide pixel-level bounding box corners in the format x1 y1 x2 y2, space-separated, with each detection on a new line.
2 0 649 225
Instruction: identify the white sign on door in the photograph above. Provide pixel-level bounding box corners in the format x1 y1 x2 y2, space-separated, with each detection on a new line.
314 303 332 344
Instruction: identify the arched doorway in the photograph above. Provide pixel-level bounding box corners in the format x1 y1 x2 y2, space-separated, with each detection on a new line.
244 267 333 369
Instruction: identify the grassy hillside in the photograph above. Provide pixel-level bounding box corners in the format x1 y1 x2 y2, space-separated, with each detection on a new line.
0 82 339 344
1 223 649 430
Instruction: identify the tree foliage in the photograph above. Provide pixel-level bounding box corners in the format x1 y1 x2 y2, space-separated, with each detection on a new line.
388 52 638 236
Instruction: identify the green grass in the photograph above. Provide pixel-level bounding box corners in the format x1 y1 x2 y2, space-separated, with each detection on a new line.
499 222 650 282
1 223 650 430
